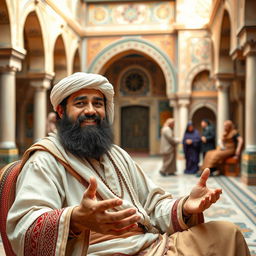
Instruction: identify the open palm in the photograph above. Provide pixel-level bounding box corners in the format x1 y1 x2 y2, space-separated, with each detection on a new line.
183 168 222 214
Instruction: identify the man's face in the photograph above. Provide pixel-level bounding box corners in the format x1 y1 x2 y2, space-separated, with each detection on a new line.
56 88 113 159
64 88 106 126
201 121 207 128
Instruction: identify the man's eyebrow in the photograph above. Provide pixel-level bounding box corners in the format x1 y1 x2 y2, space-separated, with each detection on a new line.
72 96 104 102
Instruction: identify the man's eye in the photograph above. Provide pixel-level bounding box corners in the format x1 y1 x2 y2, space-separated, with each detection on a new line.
94 102 103 107
75 102 85 107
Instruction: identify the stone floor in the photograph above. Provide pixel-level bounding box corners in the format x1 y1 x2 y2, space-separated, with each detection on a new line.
1 156 255 255
133 155 256 256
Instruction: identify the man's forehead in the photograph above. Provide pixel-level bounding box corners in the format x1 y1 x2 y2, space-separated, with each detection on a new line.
69 88 104 99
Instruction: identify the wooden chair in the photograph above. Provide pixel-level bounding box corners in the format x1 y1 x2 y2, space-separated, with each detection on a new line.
222 157 240 176
0 160 21 256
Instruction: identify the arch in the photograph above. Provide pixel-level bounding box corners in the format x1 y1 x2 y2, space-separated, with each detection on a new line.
218 10 233 74
185 63 211 91
72 47 81 73
191 105 217 135
23 11 45 72
53 35 68 82
88 37 177 95
189 102 217 120
0 0 11 47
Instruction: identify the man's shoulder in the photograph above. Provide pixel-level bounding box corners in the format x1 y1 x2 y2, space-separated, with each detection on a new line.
26 150 60 165
109 144 132 159
161 126 171 134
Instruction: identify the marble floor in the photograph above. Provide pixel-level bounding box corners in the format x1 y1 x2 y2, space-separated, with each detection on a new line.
1 156 255 255
133 155 256 256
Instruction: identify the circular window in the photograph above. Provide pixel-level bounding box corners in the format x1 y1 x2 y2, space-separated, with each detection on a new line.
120 69 149 95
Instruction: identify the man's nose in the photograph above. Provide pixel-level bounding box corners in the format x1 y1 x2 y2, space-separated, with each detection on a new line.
84 103 96 115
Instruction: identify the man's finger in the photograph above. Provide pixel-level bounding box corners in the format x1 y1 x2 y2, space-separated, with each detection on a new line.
198 168 210 186
95 198 123 212
104 208 138 222
84 177 98 199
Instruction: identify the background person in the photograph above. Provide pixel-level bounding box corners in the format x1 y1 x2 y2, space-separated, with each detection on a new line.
200 119 216 159
46 111 57 135
159 118 180 176
182 122 201 174
7 73 249 256
201 120 243 176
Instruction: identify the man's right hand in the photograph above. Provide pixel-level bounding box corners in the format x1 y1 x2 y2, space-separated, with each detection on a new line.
70 177 141 236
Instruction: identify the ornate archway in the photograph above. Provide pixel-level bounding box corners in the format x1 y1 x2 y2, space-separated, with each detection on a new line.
88 37 177 96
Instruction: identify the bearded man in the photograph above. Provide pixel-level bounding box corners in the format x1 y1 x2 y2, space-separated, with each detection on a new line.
7 73 250 255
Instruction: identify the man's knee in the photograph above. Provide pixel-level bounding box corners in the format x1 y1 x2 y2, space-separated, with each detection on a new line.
206 221 242 236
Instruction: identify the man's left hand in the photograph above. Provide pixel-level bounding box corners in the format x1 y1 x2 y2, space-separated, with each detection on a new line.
183 168 222 215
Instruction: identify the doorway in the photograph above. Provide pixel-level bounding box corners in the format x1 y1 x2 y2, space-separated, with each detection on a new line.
121 106 149 152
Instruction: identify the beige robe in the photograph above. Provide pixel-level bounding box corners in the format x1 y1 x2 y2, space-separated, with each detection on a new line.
159 127 179 174
7 133 250 256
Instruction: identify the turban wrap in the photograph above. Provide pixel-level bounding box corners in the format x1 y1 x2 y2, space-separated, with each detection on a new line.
50 72 115 124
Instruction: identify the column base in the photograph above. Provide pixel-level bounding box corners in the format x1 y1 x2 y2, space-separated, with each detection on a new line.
241 150 256 185
0 148 19 168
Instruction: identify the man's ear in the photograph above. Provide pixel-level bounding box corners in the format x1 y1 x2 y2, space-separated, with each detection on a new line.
56 105 64 118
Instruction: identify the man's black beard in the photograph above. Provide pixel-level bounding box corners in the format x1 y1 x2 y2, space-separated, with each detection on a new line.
56 113 113 159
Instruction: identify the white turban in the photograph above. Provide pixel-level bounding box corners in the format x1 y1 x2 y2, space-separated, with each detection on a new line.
50 72 115 123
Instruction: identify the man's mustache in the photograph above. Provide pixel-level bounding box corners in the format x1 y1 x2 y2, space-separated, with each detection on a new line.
77 114 101 124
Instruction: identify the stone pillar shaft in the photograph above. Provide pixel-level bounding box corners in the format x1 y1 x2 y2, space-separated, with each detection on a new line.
241 42 256 185
0 70 16 148
170 99 179 138
216 80 230 141
34 87 47 140
178 99 190 138
30 76 51 142
245 53 256 150
0 48 25 166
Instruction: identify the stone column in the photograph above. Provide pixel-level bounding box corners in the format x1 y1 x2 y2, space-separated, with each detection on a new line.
178 99 190 138
0 48 25 166
242 42 256 185
30 74 52 142
216 78 231 141
169 99 179 139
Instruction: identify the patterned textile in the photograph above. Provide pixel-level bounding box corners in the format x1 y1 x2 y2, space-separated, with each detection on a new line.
0 161 21 256
24 209 64 256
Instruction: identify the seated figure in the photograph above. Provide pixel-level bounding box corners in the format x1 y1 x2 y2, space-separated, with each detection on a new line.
6 73 249 255
201 120 243 176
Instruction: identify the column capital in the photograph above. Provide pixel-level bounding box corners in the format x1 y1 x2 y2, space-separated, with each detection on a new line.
29 72 54 90
169 99 178 108
214 73 234 90
177 92 190 107
178 99 190 107
0 47 26 72
243 40 256 57
237 25 256 55
169 93 178 107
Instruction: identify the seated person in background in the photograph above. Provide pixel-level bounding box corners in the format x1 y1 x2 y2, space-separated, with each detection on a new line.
201 120 243 176
7 73 249 255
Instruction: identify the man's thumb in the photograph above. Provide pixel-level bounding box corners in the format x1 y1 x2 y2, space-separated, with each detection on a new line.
198 168 210 186
85 177 97 199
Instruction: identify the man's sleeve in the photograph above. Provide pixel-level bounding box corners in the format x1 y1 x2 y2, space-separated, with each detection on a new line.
6 152 89 256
